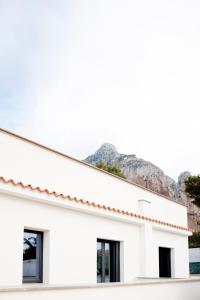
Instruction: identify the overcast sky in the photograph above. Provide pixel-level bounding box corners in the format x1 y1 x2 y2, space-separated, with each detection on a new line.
0 0 200 180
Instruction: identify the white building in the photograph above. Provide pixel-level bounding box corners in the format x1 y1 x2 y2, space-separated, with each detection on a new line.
0 128 199 300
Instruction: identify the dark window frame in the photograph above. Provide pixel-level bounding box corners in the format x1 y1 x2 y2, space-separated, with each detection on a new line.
97 238 120 283
23 229 43 283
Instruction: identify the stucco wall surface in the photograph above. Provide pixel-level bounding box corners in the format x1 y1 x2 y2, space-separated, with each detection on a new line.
0 191 189 286
0 279 200 300
0 131 187 227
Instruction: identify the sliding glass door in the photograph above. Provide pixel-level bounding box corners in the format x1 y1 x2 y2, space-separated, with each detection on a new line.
97 239 120 283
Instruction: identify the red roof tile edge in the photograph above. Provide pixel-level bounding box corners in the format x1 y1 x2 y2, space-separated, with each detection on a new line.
0 176 192 233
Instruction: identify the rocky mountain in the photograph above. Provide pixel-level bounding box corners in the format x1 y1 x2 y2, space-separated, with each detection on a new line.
85 143 200 232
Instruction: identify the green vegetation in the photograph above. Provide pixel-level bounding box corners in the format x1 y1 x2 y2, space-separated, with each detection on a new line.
185 175 200 207
189 232 200 248
96 162 126 179
185 175 200 248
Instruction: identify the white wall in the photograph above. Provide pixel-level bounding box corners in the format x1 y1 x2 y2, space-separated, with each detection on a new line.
1 279 200 300
0 193 139 285
0 130 188 227
0 190 189 286
152 229 189 278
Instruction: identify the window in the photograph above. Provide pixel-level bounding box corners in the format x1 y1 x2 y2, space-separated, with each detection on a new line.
23 230 43 283
97 239 120 283
159 247 171 278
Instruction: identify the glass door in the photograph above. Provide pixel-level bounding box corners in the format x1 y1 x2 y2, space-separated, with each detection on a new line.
97 239 120 283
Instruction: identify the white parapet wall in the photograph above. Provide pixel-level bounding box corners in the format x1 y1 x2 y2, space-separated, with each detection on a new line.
0 279 200 300
0 129 188 227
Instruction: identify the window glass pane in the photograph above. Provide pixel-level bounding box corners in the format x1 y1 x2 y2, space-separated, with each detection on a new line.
23 230 42 283
104 243 110 282
97 242 102 283
97 239 120 283
23 232 37 278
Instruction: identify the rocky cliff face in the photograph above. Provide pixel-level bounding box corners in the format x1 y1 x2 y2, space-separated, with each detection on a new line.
177 171 200 231
85 143 200 231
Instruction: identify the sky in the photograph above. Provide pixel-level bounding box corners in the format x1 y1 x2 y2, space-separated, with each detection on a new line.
0 0 200 180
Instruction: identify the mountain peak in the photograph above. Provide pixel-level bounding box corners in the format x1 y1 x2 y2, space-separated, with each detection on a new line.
85 143 177 198
85 143 118 165
95 143 118 156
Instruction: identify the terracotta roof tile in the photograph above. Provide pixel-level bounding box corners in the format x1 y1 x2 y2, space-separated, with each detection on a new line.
0 176 192 233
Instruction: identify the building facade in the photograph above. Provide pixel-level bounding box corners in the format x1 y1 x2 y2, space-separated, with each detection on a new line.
0 129 191 288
